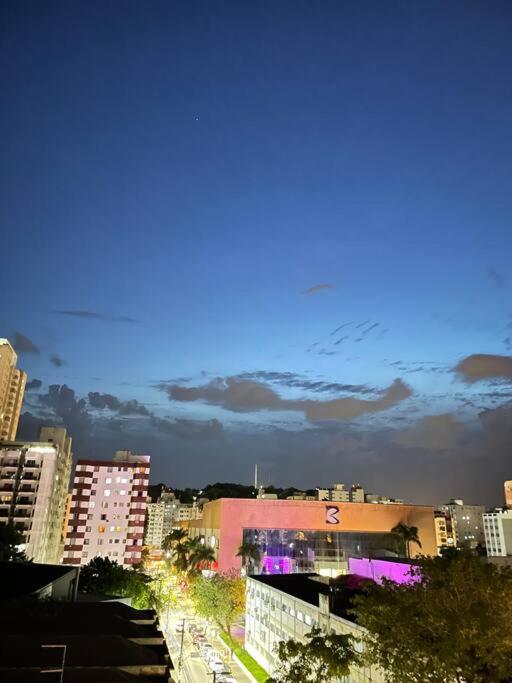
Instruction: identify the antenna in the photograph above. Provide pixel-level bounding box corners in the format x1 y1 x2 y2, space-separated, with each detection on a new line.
254 464 258 490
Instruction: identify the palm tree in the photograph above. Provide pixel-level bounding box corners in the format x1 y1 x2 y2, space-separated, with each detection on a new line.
162 528 188 553
189 541 216 572
391 523 422 559
236 542 261 576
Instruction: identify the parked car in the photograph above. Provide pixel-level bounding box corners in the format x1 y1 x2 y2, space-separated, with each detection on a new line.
210 660 227 674
217 676 236 683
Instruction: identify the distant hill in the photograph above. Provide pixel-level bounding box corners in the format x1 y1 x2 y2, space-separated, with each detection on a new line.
148 481 316 503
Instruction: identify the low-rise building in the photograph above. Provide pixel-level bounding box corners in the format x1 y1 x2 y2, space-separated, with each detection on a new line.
483 509 512 557
365 494 404 505
317 483 350 502
0 427 72 564
245 572 384 682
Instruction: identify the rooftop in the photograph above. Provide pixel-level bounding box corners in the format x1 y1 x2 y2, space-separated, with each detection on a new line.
0 562 78 601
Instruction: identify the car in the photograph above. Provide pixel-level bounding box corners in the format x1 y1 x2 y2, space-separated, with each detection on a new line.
210 660 227 674
216 676 236 683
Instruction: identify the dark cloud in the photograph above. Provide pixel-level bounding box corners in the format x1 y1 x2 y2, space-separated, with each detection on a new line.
50 354 65 367
12 332 40 354
151 415 223 440
236 371 375 395
54 310 137 323
26 379 43 390
361 322 380 336
487 268 505 287
355 320 371 329
455 354 512 382
88 392 150 416
163 376 411 421
504 337 512 351
330 322 353 336
303 284 333 295
39 384 92 436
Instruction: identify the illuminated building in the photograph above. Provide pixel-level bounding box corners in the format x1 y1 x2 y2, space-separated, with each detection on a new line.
0 338 27 442
441 499 485 549
505 480 512 507
63 450 150 566
483 509 512 557
188 498 437 575
0 427 72 563
434 509 455 553
245 572 385 681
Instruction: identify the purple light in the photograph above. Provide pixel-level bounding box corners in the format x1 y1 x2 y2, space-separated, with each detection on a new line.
348 557 418 585
264 556 292 574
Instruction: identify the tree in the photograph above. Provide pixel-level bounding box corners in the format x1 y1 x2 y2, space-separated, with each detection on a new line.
162 528 187 552
353 551 512 683
0 524 29 562
78 556 157 609
236 542 260 575
390 523 421 558
268 627 359 682
189 571 245 636
189 542 215 571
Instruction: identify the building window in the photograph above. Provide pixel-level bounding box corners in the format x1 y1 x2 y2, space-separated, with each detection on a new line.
106 478 112 484
104 490 111 497
85 526 91 532
98 525 106 533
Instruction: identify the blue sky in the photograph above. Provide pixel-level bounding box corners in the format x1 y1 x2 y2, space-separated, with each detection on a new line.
1 1 512 505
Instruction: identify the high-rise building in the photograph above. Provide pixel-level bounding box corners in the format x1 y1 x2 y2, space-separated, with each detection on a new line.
0 338 27 441
63 451 150 567
504 481 512 507
0 427 72 563
442 499 485 549
483 509 512 557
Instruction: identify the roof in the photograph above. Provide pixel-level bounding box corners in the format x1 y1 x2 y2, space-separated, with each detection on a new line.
251 572 370 621
0 562 78 600
5 671 169 683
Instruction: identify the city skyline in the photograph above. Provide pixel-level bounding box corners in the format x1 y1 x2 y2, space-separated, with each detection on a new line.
2 2 512 505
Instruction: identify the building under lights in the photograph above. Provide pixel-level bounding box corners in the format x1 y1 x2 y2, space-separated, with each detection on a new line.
188 498 437 575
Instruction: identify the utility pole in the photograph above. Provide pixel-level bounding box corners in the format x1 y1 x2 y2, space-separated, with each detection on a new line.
177 616 186 682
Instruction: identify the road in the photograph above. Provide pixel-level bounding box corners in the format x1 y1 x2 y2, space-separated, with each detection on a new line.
163 612 253 683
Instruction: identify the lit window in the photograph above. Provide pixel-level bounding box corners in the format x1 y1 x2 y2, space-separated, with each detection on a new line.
98 525 106 533
110 526 115 531
104 490 111 497
106 478 112 484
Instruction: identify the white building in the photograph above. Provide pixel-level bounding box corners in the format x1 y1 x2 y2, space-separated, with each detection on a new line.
483 509 512 557
0 427 72 564
245 573 384 682
63 450 150 567
317 483 350 502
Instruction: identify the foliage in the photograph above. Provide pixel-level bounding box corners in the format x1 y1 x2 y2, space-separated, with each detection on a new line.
267 627 359 682
189 570 245 636
353 550 512 683
219 631 269 683
188 541 215 570
236 542 261 575
78 556 157 608
390 523 422 558
0 523 29 562
162 527 187 552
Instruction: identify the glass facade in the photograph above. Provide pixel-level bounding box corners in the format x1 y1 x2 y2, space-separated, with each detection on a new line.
242 528 396 574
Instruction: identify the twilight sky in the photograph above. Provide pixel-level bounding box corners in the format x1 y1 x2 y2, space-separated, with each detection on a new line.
1 1 512 506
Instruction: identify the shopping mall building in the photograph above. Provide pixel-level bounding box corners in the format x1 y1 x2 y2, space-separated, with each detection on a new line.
188 498 436 574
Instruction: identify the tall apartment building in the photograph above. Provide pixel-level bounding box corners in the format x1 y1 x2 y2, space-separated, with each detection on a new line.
63 450 150 567
505 480 512 507
145 491 179 548
0 427 72 563
483 509 512 557
0 338 27 441
441 499 485 549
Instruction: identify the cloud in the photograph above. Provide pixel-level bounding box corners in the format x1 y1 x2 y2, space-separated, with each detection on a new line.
26 378 43 390
54 310 137 323
151 415 223 440
303 284 333 295
50 354 65 367
487 268 505 287
236 371 375 395
163 376 412 421
394 414 467 450
88 392 150 416
455 354 512 382
12 332 40 354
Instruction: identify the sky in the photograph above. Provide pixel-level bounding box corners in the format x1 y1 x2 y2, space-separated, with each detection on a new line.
1 1 512 506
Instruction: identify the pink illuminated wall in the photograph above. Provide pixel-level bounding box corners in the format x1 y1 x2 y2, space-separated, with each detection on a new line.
348 557 419 585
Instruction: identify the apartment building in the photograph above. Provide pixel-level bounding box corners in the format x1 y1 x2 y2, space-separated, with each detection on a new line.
505 480 512 507
63 450 150 566
434 509 456 553
441 499 485 548
317 483 366 503
483 509 512 557
0 338 27 442
245 573 384 682
0 427 72 563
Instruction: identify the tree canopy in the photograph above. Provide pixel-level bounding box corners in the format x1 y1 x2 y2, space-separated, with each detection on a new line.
0 523 29 562
353 550 512 683
268 627 359 682
189 571 245 636
78 556 157 609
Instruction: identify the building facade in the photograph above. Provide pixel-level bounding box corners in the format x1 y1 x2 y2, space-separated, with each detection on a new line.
505 481 512 507
434 509 456 554
0 338 27 442
0 427 72 563
188 498 437 574
245 573 384 682
63 451 150 567
442 499 485 549
483 509 512 557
